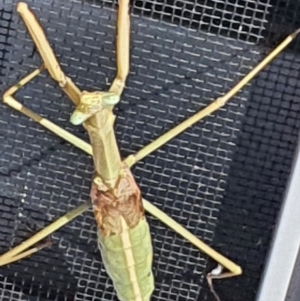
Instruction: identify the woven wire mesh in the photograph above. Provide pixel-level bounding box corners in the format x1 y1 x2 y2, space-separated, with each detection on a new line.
209 1 300 300
0 0 299 301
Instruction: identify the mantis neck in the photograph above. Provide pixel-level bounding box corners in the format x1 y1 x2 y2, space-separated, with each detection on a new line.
85 110 122 186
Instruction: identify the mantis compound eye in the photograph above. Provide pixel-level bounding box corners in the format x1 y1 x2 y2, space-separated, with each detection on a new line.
103 93 120 106
70 110 90 125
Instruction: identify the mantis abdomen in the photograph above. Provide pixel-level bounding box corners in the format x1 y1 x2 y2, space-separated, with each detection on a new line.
98 217 154 301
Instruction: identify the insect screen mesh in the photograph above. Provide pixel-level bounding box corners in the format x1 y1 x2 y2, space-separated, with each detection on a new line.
0 0 299 301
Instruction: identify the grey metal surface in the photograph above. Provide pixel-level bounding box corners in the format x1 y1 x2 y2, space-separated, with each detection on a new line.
256 134 300 301
286 247 300 301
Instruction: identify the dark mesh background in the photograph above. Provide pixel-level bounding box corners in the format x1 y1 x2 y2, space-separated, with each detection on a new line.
0 1 299 301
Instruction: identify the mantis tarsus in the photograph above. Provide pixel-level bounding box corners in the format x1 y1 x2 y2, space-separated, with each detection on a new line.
1 1 299 300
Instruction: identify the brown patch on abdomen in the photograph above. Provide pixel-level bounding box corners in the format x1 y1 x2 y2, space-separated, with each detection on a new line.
91 166 144 236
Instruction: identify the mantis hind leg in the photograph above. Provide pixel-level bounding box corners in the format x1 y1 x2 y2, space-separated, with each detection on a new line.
0 202 91 266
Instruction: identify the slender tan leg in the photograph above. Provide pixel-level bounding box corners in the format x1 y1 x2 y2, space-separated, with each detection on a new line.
109 0 130 96
0 202 91 266
206 269 241 301
16 2 81 106
142 199 242 278
3 94 92 155
124 28 300 168
3 79 92 155
4 65 44 96
0 241 52 266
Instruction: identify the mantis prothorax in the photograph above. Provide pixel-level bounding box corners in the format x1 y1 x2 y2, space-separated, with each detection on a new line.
1 1 299 301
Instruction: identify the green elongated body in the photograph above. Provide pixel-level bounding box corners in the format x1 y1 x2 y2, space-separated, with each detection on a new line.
98 217 154 301
64 1 155 299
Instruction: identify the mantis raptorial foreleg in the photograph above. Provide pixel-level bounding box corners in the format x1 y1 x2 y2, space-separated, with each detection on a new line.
109 0 130 96
16 2 82 105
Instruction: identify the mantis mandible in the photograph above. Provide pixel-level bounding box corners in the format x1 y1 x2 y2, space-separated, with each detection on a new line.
0 1 299 301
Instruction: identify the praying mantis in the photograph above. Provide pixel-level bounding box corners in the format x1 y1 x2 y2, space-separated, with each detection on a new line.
1 1 299 301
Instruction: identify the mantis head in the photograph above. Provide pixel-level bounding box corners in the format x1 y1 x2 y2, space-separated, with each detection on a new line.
70 91 120 125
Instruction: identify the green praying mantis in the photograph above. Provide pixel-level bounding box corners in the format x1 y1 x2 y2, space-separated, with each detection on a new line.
0 1 299 301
